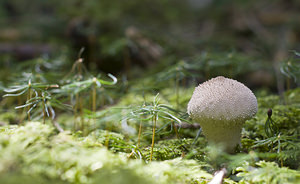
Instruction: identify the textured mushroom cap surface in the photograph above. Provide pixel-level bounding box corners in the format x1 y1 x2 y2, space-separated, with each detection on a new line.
187 76 257 124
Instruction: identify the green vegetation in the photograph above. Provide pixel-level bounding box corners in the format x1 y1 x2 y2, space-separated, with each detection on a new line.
0 58 299 183
0 0 299 183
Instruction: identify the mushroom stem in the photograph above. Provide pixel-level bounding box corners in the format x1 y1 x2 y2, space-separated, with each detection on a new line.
200 120 243 153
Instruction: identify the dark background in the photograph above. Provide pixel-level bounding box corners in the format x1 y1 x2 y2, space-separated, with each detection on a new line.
0 0 299 90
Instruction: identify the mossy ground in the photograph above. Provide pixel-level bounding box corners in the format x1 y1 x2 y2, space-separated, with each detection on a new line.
0 86 299 184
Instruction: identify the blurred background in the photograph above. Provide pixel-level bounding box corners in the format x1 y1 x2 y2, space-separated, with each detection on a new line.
0 0 299 91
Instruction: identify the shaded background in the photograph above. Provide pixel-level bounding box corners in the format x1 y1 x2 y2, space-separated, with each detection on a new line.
0 0 299 90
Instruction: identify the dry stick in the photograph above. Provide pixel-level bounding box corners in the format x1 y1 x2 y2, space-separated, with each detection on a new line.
150 115 157 162
127 151 134 159
52 120 64 133
208 168 227 184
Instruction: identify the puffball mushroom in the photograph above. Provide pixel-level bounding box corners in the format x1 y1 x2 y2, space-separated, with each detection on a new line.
187 76 258 153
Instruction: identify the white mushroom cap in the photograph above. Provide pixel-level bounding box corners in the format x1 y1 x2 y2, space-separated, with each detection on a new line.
187 76 258 152
188 76 257 122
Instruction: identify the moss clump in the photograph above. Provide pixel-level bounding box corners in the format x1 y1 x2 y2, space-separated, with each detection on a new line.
237 161 300 184
0 111 20 125
0 122 218 184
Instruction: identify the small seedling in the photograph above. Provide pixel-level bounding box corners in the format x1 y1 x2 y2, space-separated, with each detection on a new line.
3 78 59 122
59 49 117 133
265 109 278 137
59 74 117 132
128 94 182 161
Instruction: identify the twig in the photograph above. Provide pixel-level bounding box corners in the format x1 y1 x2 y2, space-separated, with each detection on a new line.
208 168 227 184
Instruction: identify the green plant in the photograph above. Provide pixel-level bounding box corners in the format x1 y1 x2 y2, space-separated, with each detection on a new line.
264 109 278 137
57 50 117 133
3 78 59 122
126 94 182 161
16 91 71 127
59 74 117 132
251 104 300 168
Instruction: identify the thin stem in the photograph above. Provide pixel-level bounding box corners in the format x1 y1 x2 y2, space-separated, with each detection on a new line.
173 122 179 138
79 95 84 134
74 94 79 131
27 87 31 121
286 78 290 92
77 58 82 78
105 129 110 148
42 96 46 124
92 86 96 112
17 96 22 106
127 151 134 159
174 72 179 138
175 71 179 109
92 81 97 131
137 122 142 148
277 134 283 167
150 115 157 162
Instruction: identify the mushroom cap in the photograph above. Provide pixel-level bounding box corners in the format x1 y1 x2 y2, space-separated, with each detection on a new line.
187 76 257 124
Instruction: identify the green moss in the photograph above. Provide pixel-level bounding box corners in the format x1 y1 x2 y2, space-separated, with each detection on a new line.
257 95 280 109
237 161 300 184
0 111 20 125
0 122 219 184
